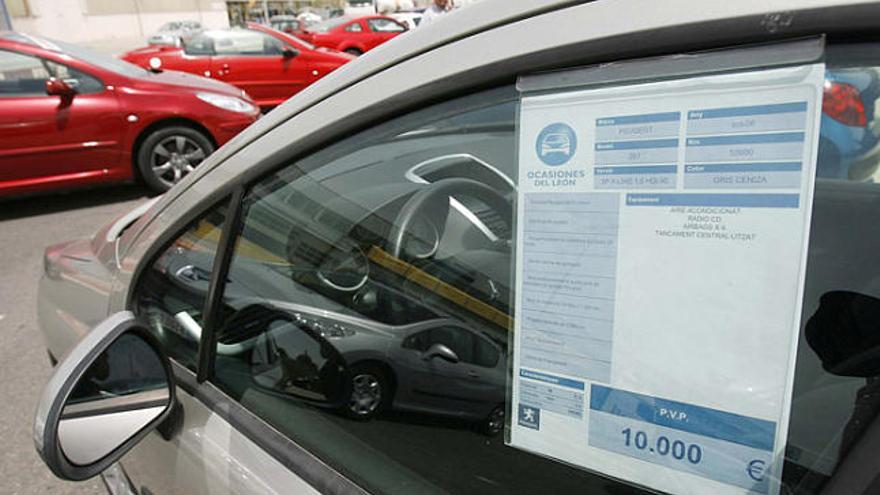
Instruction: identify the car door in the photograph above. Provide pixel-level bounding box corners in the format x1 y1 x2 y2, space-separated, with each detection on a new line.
119 204 322 495
339 20 367 52
398 326 502 416
0 48 122 188
99 3 880 495
365 17 406 50
210 30 306 108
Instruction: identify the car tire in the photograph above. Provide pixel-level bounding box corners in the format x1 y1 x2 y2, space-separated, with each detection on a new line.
136 126 214 193
481 405 504 436
344 364 391 420
344 48 363 56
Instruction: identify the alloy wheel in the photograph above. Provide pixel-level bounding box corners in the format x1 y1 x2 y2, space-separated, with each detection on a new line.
348 373 382 416
149 135 207 188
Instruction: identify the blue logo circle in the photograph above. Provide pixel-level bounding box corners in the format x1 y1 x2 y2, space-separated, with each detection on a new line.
536 123 577 166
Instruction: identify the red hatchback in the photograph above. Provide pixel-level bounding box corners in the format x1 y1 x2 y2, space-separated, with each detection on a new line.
0 32 259 196
301 15 407 56
122 24 353 110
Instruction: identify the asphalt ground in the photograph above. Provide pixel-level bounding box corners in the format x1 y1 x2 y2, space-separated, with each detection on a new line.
0 185 151 494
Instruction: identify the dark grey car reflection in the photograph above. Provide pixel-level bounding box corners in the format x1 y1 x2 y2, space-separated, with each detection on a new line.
144 243 508 435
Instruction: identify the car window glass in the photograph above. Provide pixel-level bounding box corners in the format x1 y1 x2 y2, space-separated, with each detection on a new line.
214 31 282 56
184 34 214 55
208 86 619 494
368 18 405 32
204 49 880 494
0 49 50 96
344 22 363 33
44 60 103 94
132 205 227 371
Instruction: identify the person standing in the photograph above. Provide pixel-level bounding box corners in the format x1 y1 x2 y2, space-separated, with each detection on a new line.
420 0 451 26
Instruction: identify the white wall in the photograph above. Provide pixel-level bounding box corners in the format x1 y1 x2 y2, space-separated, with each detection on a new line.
11 0 229 54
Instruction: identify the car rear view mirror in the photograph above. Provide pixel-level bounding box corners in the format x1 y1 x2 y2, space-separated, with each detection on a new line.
45 77 75 98
34 312 175 481
423 343 459 363
282 47 299 59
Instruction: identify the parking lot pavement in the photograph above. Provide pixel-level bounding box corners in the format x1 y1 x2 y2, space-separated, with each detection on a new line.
0 185 151 494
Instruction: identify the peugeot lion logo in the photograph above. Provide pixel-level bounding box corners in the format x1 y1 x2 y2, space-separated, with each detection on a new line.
536 123 577 166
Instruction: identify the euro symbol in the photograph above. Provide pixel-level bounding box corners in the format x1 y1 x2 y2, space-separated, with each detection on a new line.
747 460 766 482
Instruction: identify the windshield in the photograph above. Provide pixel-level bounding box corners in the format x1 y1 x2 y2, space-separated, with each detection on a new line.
47 37 148 79
311 16 350 32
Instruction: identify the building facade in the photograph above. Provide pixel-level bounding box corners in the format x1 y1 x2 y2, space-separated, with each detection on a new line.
3 0 229 52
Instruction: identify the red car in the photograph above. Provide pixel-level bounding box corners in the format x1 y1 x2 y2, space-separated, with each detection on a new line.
122 24 353 110
0 32 259 196
300 15 407 56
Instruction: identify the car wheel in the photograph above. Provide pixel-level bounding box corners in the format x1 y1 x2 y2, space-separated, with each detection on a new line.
136 126 214 193
481 405 505 436
344 48 363 56
345 364 390 420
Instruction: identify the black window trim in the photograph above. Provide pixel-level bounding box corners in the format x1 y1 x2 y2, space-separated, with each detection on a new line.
195 185 244 382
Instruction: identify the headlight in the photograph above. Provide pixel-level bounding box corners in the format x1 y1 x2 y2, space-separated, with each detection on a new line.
196 92 257 114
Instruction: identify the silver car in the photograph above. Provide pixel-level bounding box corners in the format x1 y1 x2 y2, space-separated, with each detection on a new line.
147 21 203 47
33 1 880 494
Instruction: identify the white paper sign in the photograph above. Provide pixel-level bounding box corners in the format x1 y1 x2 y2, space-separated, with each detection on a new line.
510 64 824 495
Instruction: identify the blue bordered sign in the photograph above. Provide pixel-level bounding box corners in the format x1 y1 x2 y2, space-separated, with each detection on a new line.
536 123 577 166
588 385 776 493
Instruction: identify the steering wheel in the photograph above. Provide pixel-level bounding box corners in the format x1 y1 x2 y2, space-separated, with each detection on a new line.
387 178 513 259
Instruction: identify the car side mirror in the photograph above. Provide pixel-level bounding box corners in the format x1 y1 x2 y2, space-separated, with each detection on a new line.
423 343 459 363
34 311 175 481
282 47 298 59
45 78 75 98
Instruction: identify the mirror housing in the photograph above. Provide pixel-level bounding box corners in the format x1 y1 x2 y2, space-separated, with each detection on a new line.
45 78 75 98
423 343 459 363
34 311 175 481
282 47 299 59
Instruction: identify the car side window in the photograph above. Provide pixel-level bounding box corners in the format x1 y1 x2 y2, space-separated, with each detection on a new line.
132 205 227 371
404 327 499 367
208 88 566 495
183 34 214 56
0 49 50 96
214 31 283 56
344 22 363 33
200 48 880 495
368 18 405 32
43 60 103 94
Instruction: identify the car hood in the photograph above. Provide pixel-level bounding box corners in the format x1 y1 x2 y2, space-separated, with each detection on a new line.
130 69 246 98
